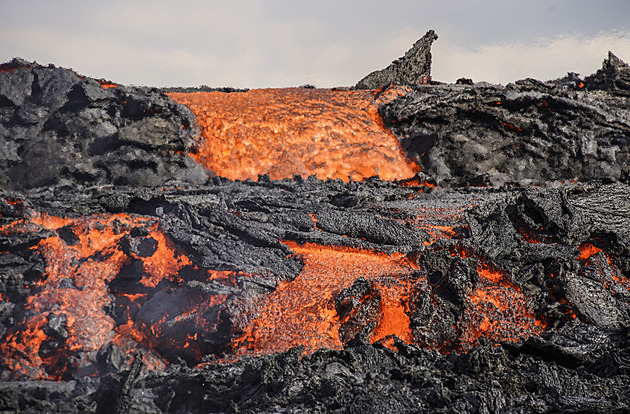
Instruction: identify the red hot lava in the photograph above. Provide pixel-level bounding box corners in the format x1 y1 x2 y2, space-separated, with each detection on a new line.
167 88 419 182
2 84 624 382
0 208 551 380
230 240 546 358
0 212 232 380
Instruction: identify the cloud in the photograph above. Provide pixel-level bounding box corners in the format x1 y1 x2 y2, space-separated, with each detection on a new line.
432 31 630 84
1 2 629 88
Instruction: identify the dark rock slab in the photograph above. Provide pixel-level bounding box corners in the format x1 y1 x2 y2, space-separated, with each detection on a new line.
355 30 438 89
0 58 206 190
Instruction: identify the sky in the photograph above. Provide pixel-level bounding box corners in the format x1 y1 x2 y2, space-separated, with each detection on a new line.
1 0 629 88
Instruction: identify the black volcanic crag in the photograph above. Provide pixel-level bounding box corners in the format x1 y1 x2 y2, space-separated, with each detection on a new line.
381 51 630 187
355 29 438 89
0 58 205 190
1 40 630 413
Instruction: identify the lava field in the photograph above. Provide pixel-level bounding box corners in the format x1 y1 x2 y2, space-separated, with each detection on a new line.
1 31 630 413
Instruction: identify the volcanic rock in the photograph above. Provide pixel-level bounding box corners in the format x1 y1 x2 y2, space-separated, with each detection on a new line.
355 30 438 89
380 53 630 186
0 59 206 190
335 277 382 344
585 51 630 94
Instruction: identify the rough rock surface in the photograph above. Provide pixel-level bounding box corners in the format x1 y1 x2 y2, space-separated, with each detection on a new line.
1 180 630 413
381 53 630 187
585 51 630 95
355 30 438 90
0 58 206 190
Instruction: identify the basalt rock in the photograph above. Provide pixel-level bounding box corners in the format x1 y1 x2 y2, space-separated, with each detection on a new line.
380 52 630 187
355 30 438 89
585 51 630 95
1 178 629 412
0 58 206 191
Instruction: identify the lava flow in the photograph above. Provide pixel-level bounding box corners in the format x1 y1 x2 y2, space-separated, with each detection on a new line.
230 242 415 356
0 212 233 380
230 239 546 357
167 88 419 182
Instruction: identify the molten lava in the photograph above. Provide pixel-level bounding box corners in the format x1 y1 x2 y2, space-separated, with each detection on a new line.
167 88 419 182
95 79 117 89
231 239 546 357
577 243 604 260
231 241 414 356
0 212 229 380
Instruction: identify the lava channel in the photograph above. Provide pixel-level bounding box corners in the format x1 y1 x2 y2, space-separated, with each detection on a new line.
167 87 419 182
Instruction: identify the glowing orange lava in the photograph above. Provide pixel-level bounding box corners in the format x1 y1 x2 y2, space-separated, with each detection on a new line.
1 209 551 379
231 241 414 356
167 88 419 182
462 283 544 345
577 242 630 293
400 179 437 188
577 243 604 260
231 240 546 357
0 213 202 380
96 80 117 89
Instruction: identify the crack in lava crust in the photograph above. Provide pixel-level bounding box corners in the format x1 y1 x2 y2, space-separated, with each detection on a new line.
167 88 419 182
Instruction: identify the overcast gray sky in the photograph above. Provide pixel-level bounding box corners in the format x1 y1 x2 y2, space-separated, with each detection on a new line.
2 0 629 88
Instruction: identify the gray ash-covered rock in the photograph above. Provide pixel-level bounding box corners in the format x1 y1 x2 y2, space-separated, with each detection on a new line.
355 30 438 90
380 52 630 187
0 58 206 190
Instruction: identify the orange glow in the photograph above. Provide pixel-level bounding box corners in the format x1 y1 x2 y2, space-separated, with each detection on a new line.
578 81 585 88
503 122 524 132
576 242 630 293
0 213 139 379
370 282 412 343
97 80 117 89
138 228 192 288
400 179 437 189
477 264 504 284
231 241 414 356
0 212 210 380
4 198 23 206
577 243 603 260
231 240 545 357
461 283 543 346
1 209 557 379
420 224 456 245
439 245 545 347
520 229 543 244
167 88 419 182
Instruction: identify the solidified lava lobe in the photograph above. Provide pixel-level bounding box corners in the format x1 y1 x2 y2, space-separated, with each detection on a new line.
167 88 419 182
